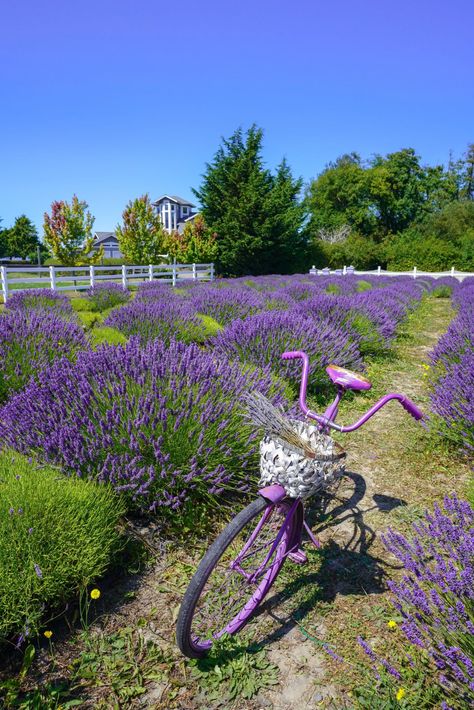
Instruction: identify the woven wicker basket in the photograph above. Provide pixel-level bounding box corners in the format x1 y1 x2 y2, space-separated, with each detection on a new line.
259 419 346 499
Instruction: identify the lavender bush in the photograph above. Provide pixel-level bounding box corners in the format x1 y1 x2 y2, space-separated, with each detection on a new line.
5 289 74 319
376 495 474 708
0 338 289 515
188 286 264 325
86 282 130 312
103 297 207 344
213 309 363 396
0 311 89 402
429 282 474 451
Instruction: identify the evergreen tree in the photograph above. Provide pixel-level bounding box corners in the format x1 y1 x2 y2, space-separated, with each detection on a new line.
116 194 166 264
193 125 306 276
43 196 101 266
460 143 474 200
0 219 7 258
6 215 39 259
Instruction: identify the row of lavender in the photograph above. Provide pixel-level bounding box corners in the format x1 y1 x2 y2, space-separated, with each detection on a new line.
0 274 430 517
429 277 474 453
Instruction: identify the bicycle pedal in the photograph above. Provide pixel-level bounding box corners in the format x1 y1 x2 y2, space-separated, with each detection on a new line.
288 549 307 565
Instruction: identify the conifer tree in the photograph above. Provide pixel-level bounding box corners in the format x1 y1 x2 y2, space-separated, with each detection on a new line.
193 125 306 276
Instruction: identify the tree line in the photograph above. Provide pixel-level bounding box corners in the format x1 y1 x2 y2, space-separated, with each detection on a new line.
1 125 473 273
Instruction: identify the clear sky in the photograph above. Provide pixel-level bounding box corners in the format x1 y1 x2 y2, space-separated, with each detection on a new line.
1 0 473 233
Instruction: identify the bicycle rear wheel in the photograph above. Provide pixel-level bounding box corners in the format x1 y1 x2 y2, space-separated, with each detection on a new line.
176 496 300 658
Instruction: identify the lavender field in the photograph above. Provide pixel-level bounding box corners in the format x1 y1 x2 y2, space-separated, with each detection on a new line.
0 274 473 709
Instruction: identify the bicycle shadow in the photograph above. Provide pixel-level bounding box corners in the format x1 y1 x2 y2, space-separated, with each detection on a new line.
254 470 407 645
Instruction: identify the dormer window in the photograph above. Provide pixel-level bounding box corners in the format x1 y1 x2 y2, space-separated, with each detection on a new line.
182 206 189 215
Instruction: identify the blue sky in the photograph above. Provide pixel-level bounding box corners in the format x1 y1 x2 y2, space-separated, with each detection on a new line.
1 0 473 233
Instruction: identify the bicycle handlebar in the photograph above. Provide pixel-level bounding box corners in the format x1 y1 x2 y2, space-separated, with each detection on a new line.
281 350 424 431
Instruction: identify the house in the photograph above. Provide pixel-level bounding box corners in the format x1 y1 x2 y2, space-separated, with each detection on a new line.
152 195 198 233
91 232 122 259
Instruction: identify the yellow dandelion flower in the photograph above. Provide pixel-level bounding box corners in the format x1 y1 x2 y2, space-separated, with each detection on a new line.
90 588 101 600
388 620 398 629
44 630 53 639
396 688 406 701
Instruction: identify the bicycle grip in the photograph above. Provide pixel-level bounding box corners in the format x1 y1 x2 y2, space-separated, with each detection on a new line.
400 397 424 421
281 351 303 360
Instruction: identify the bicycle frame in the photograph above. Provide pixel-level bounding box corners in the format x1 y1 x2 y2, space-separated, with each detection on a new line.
258 350 424 547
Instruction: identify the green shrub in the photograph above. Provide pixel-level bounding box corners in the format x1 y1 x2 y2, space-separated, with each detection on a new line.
432 285 453 298
76 311 103 329
356 280 372 292
326 283 341 295
71 297 93 312
0 451 125 642
197 314 223 338
91 326 128 347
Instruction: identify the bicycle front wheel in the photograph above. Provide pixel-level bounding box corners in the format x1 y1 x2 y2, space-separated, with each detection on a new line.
176 496 300 658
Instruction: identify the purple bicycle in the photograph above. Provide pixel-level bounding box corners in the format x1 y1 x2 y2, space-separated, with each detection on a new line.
176 351 424 659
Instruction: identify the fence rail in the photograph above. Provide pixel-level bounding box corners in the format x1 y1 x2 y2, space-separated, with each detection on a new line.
0 263 214 302
308 265 473 282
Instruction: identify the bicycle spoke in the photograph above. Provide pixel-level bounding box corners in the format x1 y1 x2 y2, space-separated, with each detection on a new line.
190 502 294 644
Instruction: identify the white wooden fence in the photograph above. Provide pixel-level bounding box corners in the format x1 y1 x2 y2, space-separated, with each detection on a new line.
309 265 473 282
0 263 214 302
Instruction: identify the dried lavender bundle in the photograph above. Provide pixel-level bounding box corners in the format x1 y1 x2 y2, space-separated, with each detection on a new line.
242 391 345 462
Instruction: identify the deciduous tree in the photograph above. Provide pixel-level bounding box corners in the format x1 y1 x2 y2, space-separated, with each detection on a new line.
162 215 217 264
43 196 101 266
116 194 166 264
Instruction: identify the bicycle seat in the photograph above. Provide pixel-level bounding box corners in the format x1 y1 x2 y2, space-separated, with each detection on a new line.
326 364 372 391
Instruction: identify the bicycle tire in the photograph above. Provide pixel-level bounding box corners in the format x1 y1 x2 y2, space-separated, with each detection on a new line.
176 495 299 658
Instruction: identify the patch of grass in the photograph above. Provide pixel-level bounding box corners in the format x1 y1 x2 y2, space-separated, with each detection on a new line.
90 326 128 348
326 283 341 295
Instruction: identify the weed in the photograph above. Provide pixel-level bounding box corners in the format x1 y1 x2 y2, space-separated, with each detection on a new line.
189 634 279 702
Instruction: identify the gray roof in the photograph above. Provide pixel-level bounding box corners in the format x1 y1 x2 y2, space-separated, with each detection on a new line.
152 195 196 207
93 231 118 244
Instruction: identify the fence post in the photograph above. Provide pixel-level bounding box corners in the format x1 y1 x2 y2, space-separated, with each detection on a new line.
210 263 215 281
413 266 417 279
377 265 381 276
122 264 127 288
343 265 347 275
192 263 197 281
172 263 177 287
451 266 455 277
89 265 95 288
0 266 8 303
49 265 57 291
148 264 153 282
